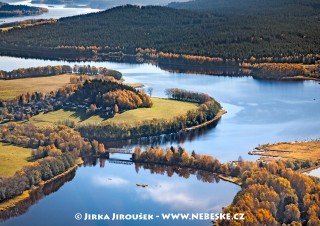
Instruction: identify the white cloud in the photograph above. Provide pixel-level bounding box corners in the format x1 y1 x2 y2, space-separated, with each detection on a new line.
92 175 129 187
136 182 208 211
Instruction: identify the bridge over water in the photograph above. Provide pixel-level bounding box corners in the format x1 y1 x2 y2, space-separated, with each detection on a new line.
106 148 133 155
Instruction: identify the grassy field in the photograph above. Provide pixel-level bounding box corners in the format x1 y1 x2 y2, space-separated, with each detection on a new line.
28 109 106 126
28 98 198 126
108 97 198 125
0 142 32 176
252 141 320 161
0 74 74 100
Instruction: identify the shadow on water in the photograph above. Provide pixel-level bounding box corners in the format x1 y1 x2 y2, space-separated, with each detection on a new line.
101 119 220 148
0 169 76 223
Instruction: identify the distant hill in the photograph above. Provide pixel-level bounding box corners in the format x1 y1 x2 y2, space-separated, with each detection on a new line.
0 2 48 18
168 0 320 15
0 4 319 63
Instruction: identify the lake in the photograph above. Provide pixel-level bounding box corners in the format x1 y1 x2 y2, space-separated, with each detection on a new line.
0 55 319 225
0 56 319 162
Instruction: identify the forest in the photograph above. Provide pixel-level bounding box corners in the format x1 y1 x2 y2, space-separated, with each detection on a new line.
218 161 320 226
0 2 48 18
132 146 320 225
0 3 319 63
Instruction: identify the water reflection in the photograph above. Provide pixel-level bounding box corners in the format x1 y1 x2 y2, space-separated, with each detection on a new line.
92 175 129 187
0 169 76 223
83 158 221 184
158 62 247 77
136 163 221 184
0 158 240 226
102 119 220 148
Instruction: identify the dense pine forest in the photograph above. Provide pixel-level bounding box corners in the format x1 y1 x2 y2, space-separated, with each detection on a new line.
0 2 319 62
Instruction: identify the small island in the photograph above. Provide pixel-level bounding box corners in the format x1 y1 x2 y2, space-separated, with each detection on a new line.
0 2 48 18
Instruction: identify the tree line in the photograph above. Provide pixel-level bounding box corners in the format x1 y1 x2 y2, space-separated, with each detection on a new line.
133 146 221 172
0 65 122 80
132 146 251 178
165 88 212 103
246 63 308 80
0 153 74 203
0 65 72 80
72 65 122 80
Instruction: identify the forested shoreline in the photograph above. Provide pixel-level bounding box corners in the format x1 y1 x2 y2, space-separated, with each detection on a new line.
131 146 320 225
0 65 122 80
0 123 96 203
0 2 48 18
0 4 319 64
77 88 222 141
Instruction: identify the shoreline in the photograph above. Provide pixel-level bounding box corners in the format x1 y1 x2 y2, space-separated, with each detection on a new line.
86 108 226 142
0 158 83 212
297 165 320 174
184 109 226 131
0 50 319 81
249 140 320 177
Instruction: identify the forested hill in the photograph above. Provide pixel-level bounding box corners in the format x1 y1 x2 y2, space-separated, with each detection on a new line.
0 4 319 62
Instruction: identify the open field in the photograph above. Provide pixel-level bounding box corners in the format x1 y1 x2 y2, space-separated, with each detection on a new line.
250 140 320 161
28 98 198 126
28 109 105 126
0 142 32 176
0 74 74 100
108 98 198 125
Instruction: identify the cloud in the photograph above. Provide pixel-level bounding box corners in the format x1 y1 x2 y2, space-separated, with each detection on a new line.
136 182 208 211
92 175 129 187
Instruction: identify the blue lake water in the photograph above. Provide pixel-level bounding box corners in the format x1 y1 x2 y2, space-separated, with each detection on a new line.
0 55 319 225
